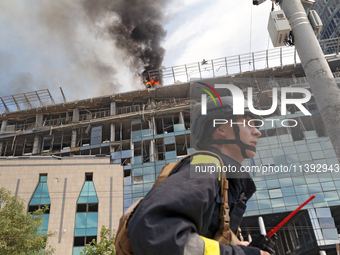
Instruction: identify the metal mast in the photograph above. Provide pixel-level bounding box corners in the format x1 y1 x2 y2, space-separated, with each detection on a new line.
274 0 340 161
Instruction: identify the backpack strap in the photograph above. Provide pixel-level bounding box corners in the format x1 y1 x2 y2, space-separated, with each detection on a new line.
214 177 239 245
152 153 192 188
188 151 237 244
153 150 223 187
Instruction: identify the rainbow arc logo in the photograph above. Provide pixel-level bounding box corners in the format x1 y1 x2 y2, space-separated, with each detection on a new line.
196 82 222 106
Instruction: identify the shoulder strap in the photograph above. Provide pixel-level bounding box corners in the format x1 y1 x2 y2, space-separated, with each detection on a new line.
153 150 225 187
152 150 233 243
189 151 231 238
152 153 192 188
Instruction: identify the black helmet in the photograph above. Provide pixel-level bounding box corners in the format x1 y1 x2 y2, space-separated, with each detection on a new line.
191 96 262 158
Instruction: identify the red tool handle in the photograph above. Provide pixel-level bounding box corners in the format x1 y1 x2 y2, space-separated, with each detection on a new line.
267 195 316 238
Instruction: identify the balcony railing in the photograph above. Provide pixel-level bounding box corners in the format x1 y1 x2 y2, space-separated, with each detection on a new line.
148 37 340 86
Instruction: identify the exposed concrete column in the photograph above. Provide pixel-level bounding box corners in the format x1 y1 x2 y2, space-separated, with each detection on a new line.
149 142 155 162
154 141 159 161
110 101 116 153
110 101 116 116
36 113 43 127
0 141 3 156
71 130 77 148
179 111 184 124
150 98 156 109
130 130 134 158
71 108 79 148
32 135 41 154
111 124 116 143
1 119 8 132
152 116 157 135
73 107 79 122
149 116 156 162
277 90 287 116
110 123 116 153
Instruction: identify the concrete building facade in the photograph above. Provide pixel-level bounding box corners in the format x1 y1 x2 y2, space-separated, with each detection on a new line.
0 157 123 255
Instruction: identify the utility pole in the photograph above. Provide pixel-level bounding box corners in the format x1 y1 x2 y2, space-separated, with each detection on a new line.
279 0 340 161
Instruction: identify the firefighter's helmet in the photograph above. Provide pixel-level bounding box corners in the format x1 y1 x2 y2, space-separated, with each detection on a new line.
191 96 261 158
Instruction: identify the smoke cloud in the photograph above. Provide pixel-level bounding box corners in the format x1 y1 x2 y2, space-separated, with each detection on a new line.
0 0 170 105
83 0 170 82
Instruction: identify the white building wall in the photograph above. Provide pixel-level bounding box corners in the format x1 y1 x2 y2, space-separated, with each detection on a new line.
0 157 123 255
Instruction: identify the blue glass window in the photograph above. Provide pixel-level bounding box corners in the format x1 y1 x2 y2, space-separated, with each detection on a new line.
324 191 339 201
308 183 322 193
285 154 299 163
283 196 298 206
321 181 336 192
41 214 49 233
283 146 297 155
279 178 293 187
269 189 283 198
132 168 143 177
165 151 176 159
271 198 285 208
311 151 324 159
297 194 311 204
143 174 155 183
77 181 98 204
28 174 50 234
73 173 99 253
282 187 296 196
260 149 272 157
295 185 308 195
91 126 102 145
164 136 175 144
271 148 284 156
143 166 155 175
258 200 271 209
273 156 287 165
246 200 258 211
313 193 326 203
315 208 332 218
298 152 312 161
266 179 280 189
319 218 335 229
322 229 338 240
292 177 306 185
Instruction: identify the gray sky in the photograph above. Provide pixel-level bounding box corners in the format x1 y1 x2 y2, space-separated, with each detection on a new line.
0 0 275 106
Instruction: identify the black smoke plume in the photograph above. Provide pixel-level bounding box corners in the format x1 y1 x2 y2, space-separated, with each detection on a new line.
83 0 169 83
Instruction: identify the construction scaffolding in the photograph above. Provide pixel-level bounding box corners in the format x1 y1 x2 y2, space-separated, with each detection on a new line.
0 89 55 113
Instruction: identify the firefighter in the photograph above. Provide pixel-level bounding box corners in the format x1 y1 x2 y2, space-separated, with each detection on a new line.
129 96 269 255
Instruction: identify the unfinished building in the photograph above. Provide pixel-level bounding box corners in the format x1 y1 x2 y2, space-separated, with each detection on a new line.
1 37 340 255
